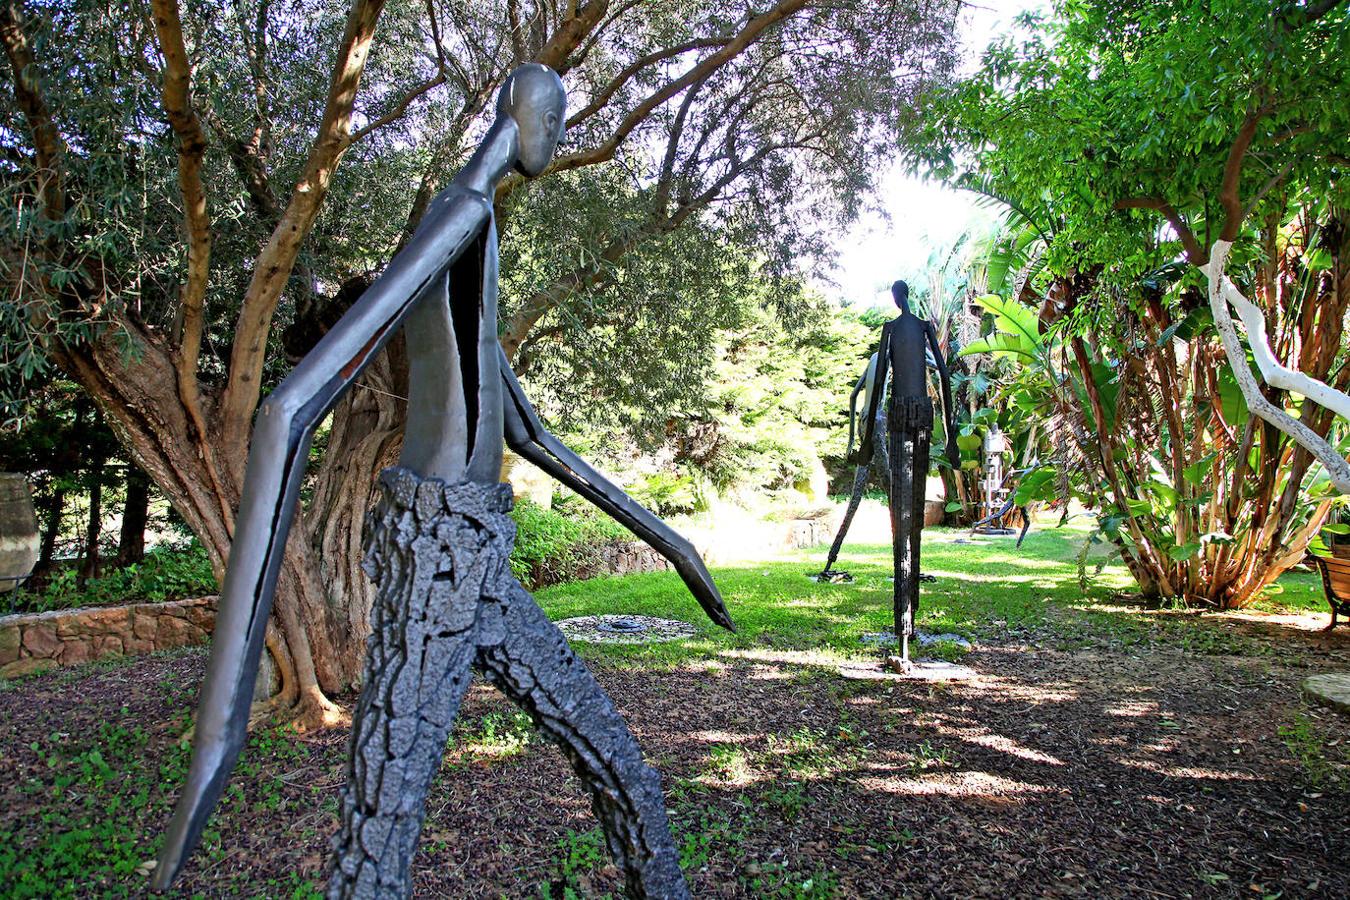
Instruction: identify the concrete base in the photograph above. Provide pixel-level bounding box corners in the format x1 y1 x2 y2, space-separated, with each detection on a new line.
1304 673 1350 713
556 614 695 645
808 571 853 584
860 631 973 652
838 659 979 682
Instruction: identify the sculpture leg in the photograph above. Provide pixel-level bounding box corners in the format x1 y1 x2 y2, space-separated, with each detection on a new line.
478 590 689 900
820 462 871 574
887 399 932 658
875 412 892 492
910 419 931 621
820 414 889 576
327 470 516 899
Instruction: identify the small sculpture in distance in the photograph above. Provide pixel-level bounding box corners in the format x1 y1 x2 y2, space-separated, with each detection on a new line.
814 352 888 582
152 64 732 900
854 280 958 668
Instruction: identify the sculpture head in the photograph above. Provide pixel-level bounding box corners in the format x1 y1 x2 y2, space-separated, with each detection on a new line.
497 64 566 177
891 280 911 314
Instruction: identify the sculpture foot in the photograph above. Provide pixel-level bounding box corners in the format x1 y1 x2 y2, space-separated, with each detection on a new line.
810 569 853 583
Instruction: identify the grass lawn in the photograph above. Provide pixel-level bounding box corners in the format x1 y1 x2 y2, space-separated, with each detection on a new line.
2 521 1349 898
539 520 1330 667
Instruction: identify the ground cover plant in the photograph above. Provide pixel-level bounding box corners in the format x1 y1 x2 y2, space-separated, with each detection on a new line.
8 541 217 614
2 520 1349 898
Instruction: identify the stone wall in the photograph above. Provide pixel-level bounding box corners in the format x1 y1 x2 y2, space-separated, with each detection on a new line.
784 517 835 551
525 540 669 590
0 596 216 679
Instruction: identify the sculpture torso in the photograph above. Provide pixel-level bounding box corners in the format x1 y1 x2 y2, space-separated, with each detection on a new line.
884 311 929 400
401 187 503 484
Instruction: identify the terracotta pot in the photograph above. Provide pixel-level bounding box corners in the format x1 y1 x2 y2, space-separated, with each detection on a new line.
923 500 946 527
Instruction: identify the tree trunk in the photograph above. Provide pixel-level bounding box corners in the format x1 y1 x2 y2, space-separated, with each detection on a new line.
308 346 408 681
79 420 107 585
34 485 65 578
55 328 353 728
116 466 150 566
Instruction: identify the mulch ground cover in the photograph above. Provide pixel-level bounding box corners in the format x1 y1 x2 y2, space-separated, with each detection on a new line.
3 619 1350 898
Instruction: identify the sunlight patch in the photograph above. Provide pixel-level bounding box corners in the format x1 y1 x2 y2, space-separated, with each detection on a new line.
954 730 1065 766
859 771 1062 800
1125 759 1263 782
1102 700 1159 718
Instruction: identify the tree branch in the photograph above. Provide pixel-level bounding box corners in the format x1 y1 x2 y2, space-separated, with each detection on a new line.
500 137 785 365
349 70 446 143
150 0 211 380
1218 108 1265 241
1206 239 1350 492
496 0 808 205
1114 196 1206 264
204 105 281 220
535 0 608 73
220 0 389 470
565 35 732 129
0 0 65 219
1240 158 1295 221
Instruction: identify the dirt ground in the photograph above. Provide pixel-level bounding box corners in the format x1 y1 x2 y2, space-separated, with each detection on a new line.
3 615 1350 898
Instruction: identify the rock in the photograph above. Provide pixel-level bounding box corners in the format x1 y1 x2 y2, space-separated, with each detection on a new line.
1304 673 1350 714
56 605 129 637
21 624 60 658
0 595 220 677
132 612 159 641
556 615 695 645
156 614 194 648
123 637 155 655
183 600 216 629
884 655 912 674
95 635 124 657
85 605 130 632
60 640 94 665
0 625 19 665
0 657 56 679
839 659 979 682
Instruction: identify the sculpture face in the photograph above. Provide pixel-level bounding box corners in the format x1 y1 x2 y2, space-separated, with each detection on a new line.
498 63 566 177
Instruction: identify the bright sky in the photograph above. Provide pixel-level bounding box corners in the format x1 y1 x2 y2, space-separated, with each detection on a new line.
824 0 1045 309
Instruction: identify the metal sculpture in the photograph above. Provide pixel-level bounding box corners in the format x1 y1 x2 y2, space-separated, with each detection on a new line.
854 281 958 666
153 64 732 900
970 465 1033 546
815 353 889 581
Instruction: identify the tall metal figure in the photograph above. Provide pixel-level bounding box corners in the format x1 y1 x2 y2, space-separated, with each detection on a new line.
152 65 732 900
815 353 889 580
855 281 958 665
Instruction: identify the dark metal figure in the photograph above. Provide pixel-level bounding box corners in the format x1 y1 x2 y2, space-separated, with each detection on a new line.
153 65 732 900
855 281 958 666
815 354 888 581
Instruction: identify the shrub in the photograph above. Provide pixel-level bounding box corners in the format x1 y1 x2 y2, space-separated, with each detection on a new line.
509 499 628 587
12 542 217 614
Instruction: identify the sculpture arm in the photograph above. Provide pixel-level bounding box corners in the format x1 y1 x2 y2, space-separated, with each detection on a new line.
1206 239 1350 493
498 347 734 631
846 365 868 459
926 322 960 468
154 209 491 891
855 328 890 463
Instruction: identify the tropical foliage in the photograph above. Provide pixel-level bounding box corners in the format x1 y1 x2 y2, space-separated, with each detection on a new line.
926 0 1350 605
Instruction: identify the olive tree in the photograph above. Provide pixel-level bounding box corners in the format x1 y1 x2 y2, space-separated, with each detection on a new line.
1 0 959 721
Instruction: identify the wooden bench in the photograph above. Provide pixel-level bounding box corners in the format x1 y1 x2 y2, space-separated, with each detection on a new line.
1313 555 1350 630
